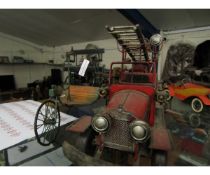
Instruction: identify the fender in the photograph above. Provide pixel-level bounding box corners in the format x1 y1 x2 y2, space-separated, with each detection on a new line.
168 86 175 97
197 96 210 106
149 128 171 151
66 116 92 133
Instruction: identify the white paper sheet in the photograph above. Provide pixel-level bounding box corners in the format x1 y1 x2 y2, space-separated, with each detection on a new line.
0 100 77 151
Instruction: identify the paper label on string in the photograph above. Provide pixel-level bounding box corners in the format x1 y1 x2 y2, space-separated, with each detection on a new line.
78 59 90 76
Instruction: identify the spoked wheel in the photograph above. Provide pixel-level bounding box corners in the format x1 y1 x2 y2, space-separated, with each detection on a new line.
34 99 61 146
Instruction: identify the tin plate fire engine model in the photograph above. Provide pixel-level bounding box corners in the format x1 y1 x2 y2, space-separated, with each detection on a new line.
61 25 171 166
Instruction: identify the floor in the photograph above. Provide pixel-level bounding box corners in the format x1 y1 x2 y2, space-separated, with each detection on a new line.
0 98 106 166
4 139 72 166
165 98 210 165
1 97 210 166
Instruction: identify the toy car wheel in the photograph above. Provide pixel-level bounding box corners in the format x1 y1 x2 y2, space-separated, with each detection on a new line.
99 87 108 98
164 89 172 101
191 98 204 113
188 113 201 128
181 77 191 85
181 78 187 84
151 150 167 166
162 82 168 89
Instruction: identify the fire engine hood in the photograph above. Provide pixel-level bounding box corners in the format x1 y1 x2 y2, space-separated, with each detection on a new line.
107 90 151 121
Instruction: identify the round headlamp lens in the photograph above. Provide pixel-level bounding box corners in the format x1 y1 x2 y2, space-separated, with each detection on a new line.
129 120 150 142
92 116 109 133
131 125 146 139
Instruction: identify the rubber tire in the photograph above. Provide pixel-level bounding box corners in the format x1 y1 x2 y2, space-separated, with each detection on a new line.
151 150 167 166
191 98 204 113
189 113 201 128
34 99 61 146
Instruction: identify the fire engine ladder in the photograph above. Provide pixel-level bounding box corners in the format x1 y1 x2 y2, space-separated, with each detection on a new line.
106 25 149 62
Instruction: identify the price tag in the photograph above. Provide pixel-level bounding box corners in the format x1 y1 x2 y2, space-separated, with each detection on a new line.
78 59 90 76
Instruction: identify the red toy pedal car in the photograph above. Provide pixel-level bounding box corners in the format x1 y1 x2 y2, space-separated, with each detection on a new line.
168 82 210 113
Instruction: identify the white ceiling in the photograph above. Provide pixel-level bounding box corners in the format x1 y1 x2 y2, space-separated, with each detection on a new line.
0 9 132 46
1 9 210 47
139 9 210 31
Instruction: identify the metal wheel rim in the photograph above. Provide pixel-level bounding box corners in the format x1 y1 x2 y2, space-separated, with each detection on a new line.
164 89 171 101
34 100 61 146
192 98 203 113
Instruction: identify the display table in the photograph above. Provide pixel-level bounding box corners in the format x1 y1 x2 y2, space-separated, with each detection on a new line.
0 100 77 165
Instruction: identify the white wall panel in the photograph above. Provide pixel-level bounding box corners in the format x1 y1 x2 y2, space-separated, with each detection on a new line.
0 33 62 88
42 38 123 69
1 26 210 88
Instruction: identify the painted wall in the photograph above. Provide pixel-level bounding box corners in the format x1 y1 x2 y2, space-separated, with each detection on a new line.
54 30 210 81
42 38 123 68
1 27 210 88
0 32 121 89
0 32 44 62
0 32 62 88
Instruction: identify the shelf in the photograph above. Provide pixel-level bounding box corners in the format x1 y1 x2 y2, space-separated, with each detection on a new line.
66 48 104 55
0 63 63 66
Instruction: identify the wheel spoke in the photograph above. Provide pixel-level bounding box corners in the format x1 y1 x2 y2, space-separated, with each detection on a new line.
36 124 44 129
47 126 56 141
49 109 53 119
50 108 56 119
43 125 51 143
47 125 56 142
41 125 48 135
37 118 44 122
37 110 45 122
39 111 46 119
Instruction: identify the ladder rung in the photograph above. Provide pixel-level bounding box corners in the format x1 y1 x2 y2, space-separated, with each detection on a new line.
106 25 149 61
122 42 141 45
121 40 140 43
117 33 137 36
109 26 136 31
126 46 140 49
109 30 136 34
118 37 138 40
120 40 140 43
127 47 141 49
